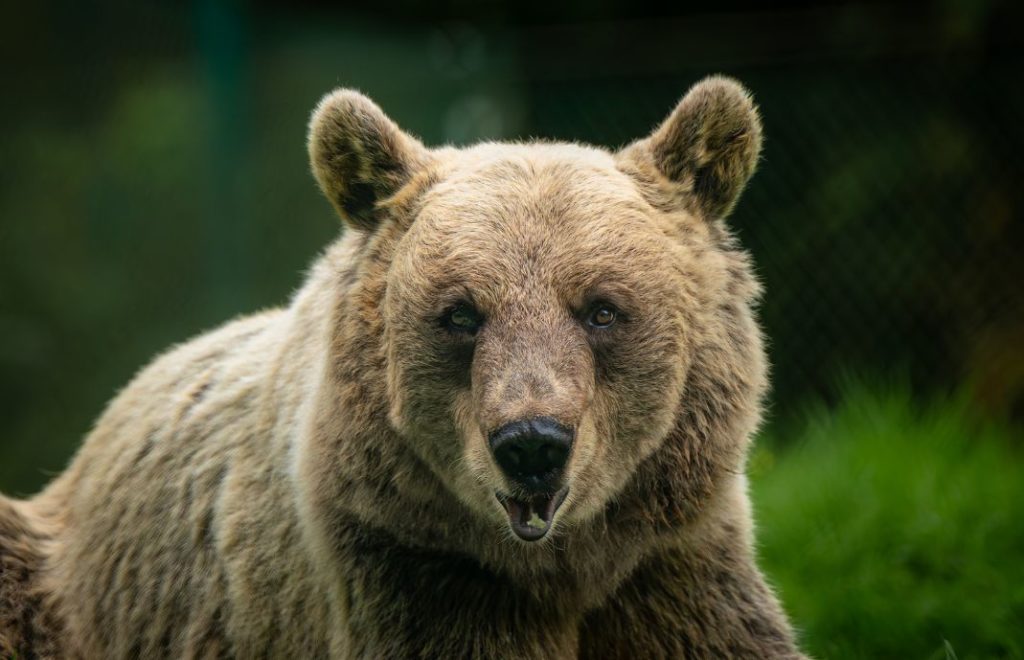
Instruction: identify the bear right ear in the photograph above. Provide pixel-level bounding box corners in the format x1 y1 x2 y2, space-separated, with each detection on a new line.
308 90 431 230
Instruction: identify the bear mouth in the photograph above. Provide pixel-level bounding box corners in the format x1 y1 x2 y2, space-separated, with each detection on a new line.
495 487 569 541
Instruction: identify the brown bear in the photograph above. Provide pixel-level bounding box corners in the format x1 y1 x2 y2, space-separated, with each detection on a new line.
0 76 805 658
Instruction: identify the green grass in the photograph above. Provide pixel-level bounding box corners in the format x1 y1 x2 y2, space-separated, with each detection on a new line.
750 384 1024 659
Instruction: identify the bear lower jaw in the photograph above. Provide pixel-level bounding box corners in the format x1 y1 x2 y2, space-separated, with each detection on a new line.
496 487 569 542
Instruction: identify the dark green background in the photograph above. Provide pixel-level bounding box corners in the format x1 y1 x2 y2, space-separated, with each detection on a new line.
1 2 1022 656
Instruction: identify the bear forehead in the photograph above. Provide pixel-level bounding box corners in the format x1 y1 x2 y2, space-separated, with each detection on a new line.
389 143 695 309
428 142 650 216
408 142 683 260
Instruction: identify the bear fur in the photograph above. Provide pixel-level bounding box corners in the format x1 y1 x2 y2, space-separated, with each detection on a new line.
0 76 805 658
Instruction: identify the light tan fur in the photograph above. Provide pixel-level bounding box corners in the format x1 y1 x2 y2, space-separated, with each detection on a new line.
1 76 805 658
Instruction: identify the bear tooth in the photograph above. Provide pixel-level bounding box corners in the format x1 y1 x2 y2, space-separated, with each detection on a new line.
526 512 546 530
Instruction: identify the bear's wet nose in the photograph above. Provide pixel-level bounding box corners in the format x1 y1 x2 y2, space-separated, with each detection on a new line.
488 417 573 492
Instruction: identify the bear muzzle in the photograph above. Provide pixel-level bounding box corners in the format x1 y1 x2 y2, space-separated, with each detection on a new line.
489 417 573 541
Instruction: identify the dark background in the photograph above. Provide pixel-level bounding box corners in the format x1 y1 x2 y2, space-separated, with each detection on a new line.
1 2 1022 656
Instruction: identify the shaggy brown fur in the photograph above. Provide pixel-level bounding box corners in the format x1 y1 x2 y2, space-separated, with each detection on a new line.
0 76 805 658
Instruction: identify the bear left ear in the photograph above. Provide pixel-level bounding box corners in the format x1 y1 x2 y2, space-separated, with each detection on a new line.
619 76 763 221
308 89 432 231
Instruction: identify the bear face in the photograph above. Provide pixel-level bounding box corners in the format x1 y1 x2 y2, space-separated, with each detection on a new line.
383 147 699 540
308 77 764 545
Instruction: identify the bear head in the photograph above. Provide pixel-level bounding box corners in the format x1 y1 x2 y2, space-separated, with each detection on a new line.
307 77 765 545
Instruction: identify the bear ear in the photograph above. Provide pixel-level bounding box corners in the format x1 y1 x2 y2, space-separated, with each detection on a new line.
308 89 432 230
620 76 763 221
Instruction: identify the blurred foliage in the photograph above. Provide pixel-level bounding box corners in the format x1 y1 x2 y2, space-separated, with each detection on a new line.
752 382 1024 659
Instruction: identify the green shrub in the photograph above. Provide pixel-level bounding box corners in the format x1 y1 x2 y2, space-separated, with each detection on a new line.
751 384 1024 659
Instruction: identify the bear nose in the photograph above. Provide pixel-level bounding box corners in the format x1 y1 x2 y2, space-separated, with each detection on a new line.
488 417 574 492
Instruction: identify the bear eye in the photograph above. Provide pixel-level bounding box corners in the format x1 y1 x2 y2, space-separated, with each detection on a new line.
442 303 484 334
587 304 618 329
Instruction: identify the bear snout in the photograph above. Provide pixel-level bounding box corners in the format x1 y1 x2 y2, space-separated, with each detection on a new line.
487 417 574 493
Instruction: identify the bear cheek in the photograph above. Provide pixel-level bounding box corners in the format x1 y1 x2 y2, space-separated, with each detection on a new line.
554 412 606 516
597 328 690 467
385 331 463 438
452 389 505 486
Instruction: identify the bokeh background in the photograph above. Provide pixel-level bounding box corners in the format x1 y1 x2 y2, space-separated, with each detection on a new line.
1 1 1022 657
